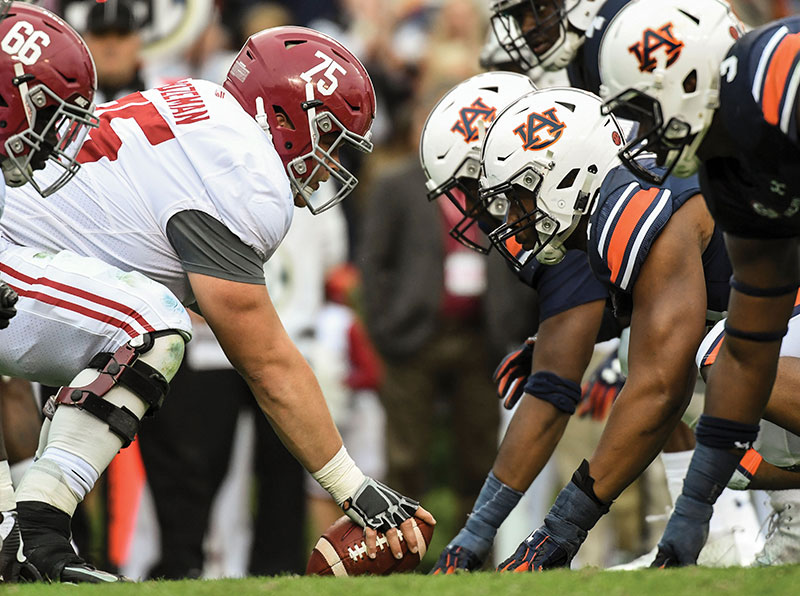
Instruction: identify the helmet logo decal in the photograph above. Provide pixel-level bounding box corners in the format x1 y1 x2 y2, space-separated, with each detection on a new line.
230 60 250 83
300 50 347 96
451 97 497 143
513 107 566 151
1 20 50 66
628 23 684 72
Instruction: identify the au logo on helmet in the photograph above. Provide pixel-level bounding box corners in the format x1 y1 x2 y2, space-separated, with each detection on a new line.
451 98 497 143
513 107 566 151
628 23 684 73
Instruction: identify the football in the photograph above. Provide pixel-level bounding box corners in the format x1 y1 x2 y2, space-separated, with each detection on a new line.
306 515 435 576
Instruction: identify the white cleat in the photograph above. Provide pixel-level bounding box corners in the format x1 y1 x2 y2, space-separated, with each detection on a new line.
753 489 800 567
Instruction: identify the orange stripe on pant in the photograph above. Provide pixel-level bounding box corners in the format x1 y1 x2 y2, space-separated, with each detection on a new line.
606 187 659 284
761 32 800 126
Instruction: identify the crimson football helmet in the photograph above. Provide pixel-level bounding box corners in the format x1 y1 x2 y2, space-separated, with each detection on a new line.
0 2 98 196
224 26 376 214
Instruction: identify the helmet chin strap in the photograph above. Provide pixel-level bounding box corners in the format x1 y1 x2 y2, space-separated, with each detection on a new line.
254 97 272 140
13 63 34 129
300 82 319 199
673 121 712 178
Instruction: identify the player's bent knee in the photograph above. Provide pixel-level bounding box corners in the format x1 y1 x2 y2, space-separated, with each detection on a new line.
43 330 188 447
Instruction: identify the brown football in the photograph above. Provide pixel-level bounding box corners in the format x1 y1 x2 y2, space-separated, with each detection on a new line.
306 515 435 576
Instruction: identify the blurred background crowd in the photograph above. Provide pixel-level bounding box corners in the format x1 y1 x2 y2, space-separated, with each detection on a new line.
6 0 800 579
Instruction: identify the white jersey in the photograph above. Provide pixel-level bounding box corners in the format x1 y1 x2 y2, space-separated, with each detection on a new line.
697 296 800 468
0 79 294 304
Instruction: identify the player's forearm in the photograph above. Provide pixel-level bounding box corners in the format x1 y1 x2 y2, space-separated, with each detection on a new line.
747 460 800 490
493 395 570 492
244 351 343 473
588 376 693 502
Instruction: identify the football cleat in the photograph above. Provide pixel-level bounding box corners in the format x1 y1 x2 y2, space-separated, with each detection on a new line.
0 511 42 582
18 502 128 583
430 545 483 575
496 528 570 572
754 490 800 567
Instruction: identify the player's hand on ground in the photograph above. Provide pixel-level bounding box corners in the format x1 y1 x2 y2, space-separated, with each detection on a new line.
343 477 435 559
0 281 18 330
577 349 625 420
493 336 536 409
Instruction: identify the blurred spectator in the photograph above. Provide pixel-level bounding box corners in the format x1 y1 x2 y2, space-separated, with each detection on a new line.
237 2 293 43
82 0 146 102
306 263 387 537
731 0 800 25
358 75 503 523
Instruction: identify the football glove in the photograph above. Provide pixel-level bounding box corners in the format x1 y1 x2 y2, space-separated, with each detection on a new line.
342 477 419 534
577 350 625 420
0 281 18 330
492 337 536 410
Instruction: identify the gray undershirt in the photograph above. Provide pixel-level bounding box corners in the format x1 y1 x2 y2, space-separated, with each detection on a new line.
166 210 266 285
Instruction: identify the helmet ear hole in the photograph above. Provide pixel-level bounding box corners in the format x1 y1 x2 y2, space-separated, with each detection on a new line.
273 105 295 130
683 70 698 93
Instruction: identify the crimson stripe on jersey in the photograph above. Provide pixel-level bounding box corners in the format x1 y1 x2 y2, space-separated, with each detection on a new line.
0 262 155 332
6 284 139 338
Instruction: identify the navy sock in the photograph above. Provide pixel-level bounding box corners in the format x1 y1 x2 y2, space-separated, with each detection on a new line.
451 471 523 560
658 442 742 564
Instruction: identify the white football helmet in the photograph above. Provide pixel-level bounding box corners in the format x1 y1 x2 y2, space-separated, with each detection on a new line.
481 87 624 269
490 0 604 72
419 71 537 253
598 0 744 184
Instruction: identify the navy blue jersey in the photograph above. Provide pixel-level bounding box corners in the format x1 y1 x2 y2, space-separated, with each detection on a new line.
517 249 609 322
589 163 731 314
567 0 632 94
700 17 800 238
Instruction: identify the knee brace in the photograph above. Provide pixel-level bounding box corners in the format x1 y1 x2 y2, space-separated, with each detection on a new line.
42 330 186 447
523 371 582 414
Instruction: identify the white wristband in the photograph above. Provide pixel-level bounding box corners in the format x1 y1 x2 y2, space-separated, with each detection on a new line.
312 446 366 506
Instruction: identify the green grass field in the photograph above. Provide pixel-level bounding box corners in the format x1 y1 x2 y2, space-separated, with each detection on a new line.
4 566 800 596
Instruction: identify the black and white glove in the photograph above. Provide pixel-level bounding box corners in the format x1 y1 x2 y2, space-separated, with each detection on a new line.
0 280 18 330
342 477 419 533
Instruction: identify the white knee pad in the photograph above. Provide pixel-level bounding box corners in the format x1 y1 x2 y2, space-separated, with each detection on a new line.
16 332 186 514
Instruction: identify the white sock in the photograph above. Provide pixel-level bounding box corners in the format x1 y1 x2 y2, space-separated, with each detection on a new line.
660 449 694 507
15 370 135 515
0 461 15 512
